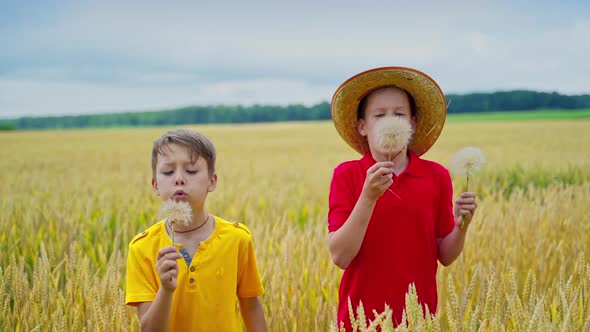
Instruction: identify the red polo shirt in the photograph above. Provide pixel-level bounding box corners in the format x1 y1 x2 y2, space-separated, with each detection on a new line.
328 151 455 329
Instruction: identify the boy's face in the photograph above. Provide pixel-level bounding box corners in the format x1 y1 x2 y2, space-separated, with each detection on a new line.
152 143 217 211
357 87 416 160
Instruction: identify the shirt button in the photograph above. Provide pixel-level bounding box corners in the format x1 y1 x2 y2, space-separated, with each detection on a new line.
189 278 195 283
190 266 195 272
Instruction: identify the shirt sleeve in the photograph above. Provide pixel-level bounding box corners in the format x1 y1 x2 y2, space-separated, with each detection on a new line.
125 244 158 306
237 235 264 298
436 167 456 238
328 164 356 233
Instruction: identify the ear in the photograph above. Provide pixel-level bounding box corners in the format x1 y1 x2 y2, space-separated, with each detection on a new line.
208 173 218 192
357 119 367 137
152 178 160 195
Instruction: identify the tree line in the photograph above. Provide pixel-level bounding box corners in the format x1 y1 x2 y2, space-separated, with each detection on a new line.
1 90 589 130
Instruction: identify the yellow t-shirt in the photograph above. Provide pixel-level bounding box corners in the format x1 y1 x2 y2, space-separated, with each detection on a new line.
125 216 264 332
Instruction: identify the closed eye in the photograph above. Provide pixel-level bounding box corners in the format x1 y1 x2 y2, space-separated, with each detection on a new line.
162 170 173 176
186 170 197 174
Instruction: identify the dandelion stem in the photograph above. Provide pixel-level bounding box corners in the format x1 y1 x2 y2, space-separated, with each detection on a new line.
388 143 392 161
387 188 402 201
461 172 471 228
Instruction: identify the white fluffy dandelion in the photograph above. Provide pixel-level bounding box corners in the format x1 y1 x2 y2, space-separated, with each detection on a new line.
450 147 486 178
158 200 192 246
449 146 486 227
375 117 414 161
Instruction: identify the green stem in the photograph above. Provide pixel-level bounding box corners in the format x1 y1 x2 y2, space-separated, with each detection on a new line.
388 143 392 161
461 173 471 228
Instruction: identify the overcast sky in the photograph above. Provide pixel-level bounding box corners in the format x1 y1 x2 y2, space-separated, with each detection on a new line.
1 0 589 118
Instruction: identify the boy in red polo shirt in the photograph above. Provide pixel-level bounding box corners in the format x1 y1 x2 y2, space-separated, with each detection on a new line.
328 67 478 329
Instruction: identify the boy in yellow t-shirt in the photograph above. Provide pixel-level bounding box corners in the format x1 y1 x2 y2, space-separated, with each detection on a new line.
125 129 267 331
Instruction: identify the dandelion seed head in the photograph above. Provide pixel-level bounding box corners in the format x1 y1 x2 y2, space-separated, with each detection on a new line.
375 116 414 151
158 200 192 227
449 147 486 177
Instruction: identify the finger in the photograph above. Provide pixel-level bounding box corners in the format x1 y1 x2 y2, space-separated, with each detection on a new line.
456 197 477 206
163 269 178 279
375 161 395 169
156 262 176 274
162 252 183 261
160 270 177 282
157 246 179 259
367 172 390 186
372 165 394 176
458 204 477 211
158 266 177 279
379 179 393 190
458 210 473 218
378 172 394 182
456 197 476 205
460 197 477 205
156 255 182 269
366 163 381 174
372 171 392 184
157 259 178 272
460 192 476 199
379 174 393 185
372 167 394 178
367 162 395 174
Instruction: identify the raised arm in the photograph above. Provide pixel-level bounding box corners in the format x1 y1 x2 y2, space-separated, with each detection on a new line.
136 246 182 332
328 161 394 269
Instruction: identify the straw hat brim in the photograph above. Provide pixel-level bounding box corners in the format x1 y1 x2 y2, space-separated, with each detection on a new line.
331 67 447 156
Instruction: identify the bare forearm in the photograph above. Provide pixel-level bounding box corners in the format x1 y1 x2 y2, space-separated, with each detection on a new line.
328 194 376 269
438 224 468 266
240 298 267 332
139 288 174 332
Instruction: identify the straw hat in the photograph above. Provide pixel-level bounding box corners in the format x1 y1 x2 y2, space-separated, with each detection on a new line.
331 66 447 156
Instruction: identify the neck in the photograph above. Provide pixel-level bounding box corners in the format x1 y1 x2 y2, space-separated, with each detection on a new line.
371 147 410 175
391 150 410 175
174 210 209 232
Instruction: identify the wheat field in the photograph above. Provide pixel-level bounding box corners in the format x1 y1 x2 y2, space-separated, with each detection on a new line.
1 120 589 331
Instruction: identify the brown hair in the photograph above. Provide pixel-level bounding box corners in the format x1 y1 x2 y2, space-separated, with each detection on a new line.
357 86 417 120
151 129 216 177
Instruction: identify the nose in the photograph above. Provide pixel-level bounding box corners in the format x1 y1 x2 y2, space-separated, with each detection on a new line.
174 174 185 185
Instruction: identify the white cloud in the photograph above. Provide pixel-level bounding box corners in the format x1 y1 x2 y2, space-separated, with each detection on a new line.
1 1 589 118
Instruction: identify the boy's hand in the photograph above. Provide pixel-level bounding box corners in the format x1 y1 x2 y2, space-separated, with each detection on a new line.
362 161 395 201
454 192 477 228
156 246 183 291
